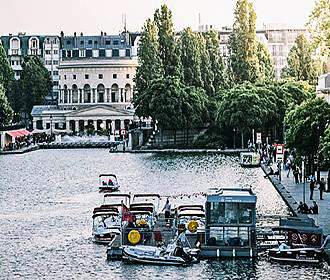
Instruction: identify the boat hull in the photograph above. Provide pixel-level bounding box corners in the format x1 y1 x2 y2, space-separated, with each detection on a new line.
268 248 323 264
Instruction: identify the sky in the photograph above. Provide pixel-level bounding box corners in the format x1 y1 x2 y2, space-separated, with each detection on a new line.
1 0 316 36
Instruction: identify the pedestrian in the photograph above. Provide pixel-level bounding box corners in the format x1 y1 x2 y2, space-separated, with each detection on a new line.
293 167 299 184
310 176 316 200
162 198 171 225
319 178 325 200
286 158 292 177
310 201 318 214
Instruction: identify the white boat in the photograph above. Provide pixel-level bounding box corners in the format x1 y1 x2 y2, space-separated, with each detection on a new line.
240 152 261 167
176 205 205 234
99 174 120 192
122 233 200 266
92 211 121 244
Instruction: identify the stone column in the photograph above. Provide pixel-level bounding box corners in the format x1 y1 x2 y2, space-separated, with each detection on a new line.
120 88 124 102
42 120 46 130
32 120 37 130
93 120 97 131
120 120 125 130
66 120 70 133
111 120 115 134
75 120 79 132
106 88 110 103
92 89 96 103
79 89 83 104
102 120 106 130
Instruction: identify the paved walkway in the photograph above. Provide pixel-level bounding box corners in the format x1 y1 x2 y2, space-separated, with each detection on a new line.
262 164 330 235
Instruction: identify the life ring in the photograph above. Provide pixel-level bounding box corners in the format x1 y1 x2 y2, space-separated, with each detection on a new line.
136 219 147 227
186 220 198 233
128 230 141 244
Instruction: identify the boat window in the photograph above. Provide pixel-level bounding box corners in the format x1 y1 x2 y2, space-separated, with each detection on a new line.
238 203 253 224
239 227 249 246
209 227 224 244
224 203 238 224
209 202 225 224
224 227 239 245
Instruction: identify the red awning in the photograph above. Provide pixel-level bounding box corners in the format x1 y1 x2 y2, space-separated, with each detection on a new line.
6 129 31 138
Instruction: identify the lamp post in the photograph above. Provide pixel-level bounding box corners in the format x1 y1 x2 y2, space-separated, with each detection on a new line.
302 156 306 204
50 115 53 141
233 128 236 149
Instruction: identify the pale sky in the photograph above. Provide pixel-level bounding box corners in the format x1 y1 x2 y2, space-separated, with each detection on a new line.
1 0 316 36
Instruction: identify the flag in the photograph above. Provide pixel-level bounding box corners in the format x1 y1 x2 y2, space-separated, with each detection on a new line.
122 203 133 223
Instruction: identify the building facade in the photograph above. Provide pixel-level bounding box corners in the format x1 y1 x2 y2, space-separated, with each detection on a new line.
0 34 60 103
31 32 140 135
316 72 330 104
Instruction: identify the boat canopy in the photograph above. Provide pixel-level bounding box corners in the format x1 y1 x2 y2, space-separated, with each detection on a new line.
92 211 119 219
178 209 205 218
130 210 153 215
99 174 117 178
133 194 161 199
103 193 130 198
207 186 256 203
130 203 154 207
177 205 204 211
93 206 119 214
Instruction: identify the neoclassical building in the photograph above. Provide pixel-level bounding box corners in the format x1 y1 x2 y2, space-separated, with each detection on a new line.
31 32 140 135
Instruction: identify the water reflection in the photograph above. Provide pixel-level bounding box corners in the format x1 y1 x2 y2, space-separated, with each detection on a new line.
0 150 328 279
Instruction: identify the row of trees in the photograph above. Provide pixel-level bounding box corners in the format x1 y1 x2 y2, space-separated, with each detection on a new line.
0 43 52 127
134 1 330 168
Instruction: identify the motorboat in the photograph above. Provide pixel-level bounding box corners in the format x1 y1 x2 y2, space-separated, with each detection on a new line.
99 174 120 192
268 227 324 263
176 205 205 234
122 232 200 266
240 152 261 167
92 211 121 244
131 194 161 218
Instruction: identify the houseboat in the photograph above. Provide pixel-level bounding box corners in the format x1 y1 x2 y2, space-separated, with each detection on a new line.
200 186 257 258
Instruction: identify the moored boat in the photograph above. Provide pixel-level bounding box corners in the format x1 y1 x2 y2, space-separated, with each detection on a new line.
240 152 261 167
99 174 120 192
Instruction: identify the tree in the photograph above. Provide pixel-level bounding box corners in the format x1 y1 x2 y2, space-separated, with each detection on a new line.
318 125 330 169
307 0 330 59
285 97 330 157
134 18 163 118
154 4 181 77
215 82 271 148
281 34 318 85
256 42 275 82
20 56 52 116
138 76 208 129
204 31 229 91
0 84 13 127
0 43 15 97
228 0 259 84
179 28 203 88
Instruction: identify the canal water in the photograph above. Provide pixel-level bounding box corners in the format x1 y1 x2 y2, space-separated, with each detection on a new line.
0 149 328 280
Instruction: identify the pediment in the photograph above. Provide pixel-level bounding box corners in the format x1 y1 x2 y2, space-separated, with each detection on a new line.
65 105 134 117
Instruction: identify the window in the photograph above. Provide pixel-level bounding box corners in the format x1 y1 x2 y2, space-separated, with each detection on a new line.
67 50 72 57
94 40 98 44
73 74 76 80
105 40 111 45
72 50 79 58
80 40 84 45
86 50 92 57
125 49 130 57
113 74 117 79
64 75 66 80
113 40 119 45
54 50 58 55
112 49 119 57
88 40 92 44
99 49 105 57
45 60 52 65
67 40 71 45
53 71 59 76
46 50 51 55
85 74 89 79
126 74 130 79
99 74 103 79
53 81 59 86
53 60 59 65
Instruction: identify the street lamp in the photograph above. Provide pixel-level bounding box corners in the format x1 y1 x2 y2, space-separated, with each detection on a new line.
50 115 53 140
233 128 236 149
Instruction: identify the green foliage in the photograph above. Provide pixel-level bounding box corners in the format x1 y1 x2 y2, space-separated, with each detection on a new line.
256 42 275 82
284 97 330 157
135 19 163 94
0 83 14 126
179 28 203 88
0 43 15 97
229 0 260 83
204 31 229 91
281 34 318 85
20 56 52 115
139 76 208 129
318 125 330 168
307 0 330 58
278 80 314 107
154 5 181 77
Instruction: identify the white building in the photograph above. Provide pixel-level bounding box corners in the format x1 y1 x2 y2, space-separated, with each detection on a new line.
316 72 330 104
31 32 140 135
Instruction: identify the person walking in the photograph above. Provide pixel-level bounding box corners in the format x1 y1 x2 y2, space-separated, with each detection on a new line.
162 198 171 225
319 178 325 200
310 176 316 200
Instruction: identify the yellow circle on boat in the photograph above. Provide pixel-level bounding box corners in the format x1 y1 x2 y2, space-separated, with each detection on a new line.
187 220 198 233
136 219 147 226
128 230 141 244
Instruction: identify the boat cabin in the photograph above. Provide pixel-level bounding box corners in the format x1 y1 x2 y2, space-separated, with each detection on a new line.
202 186 257 258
